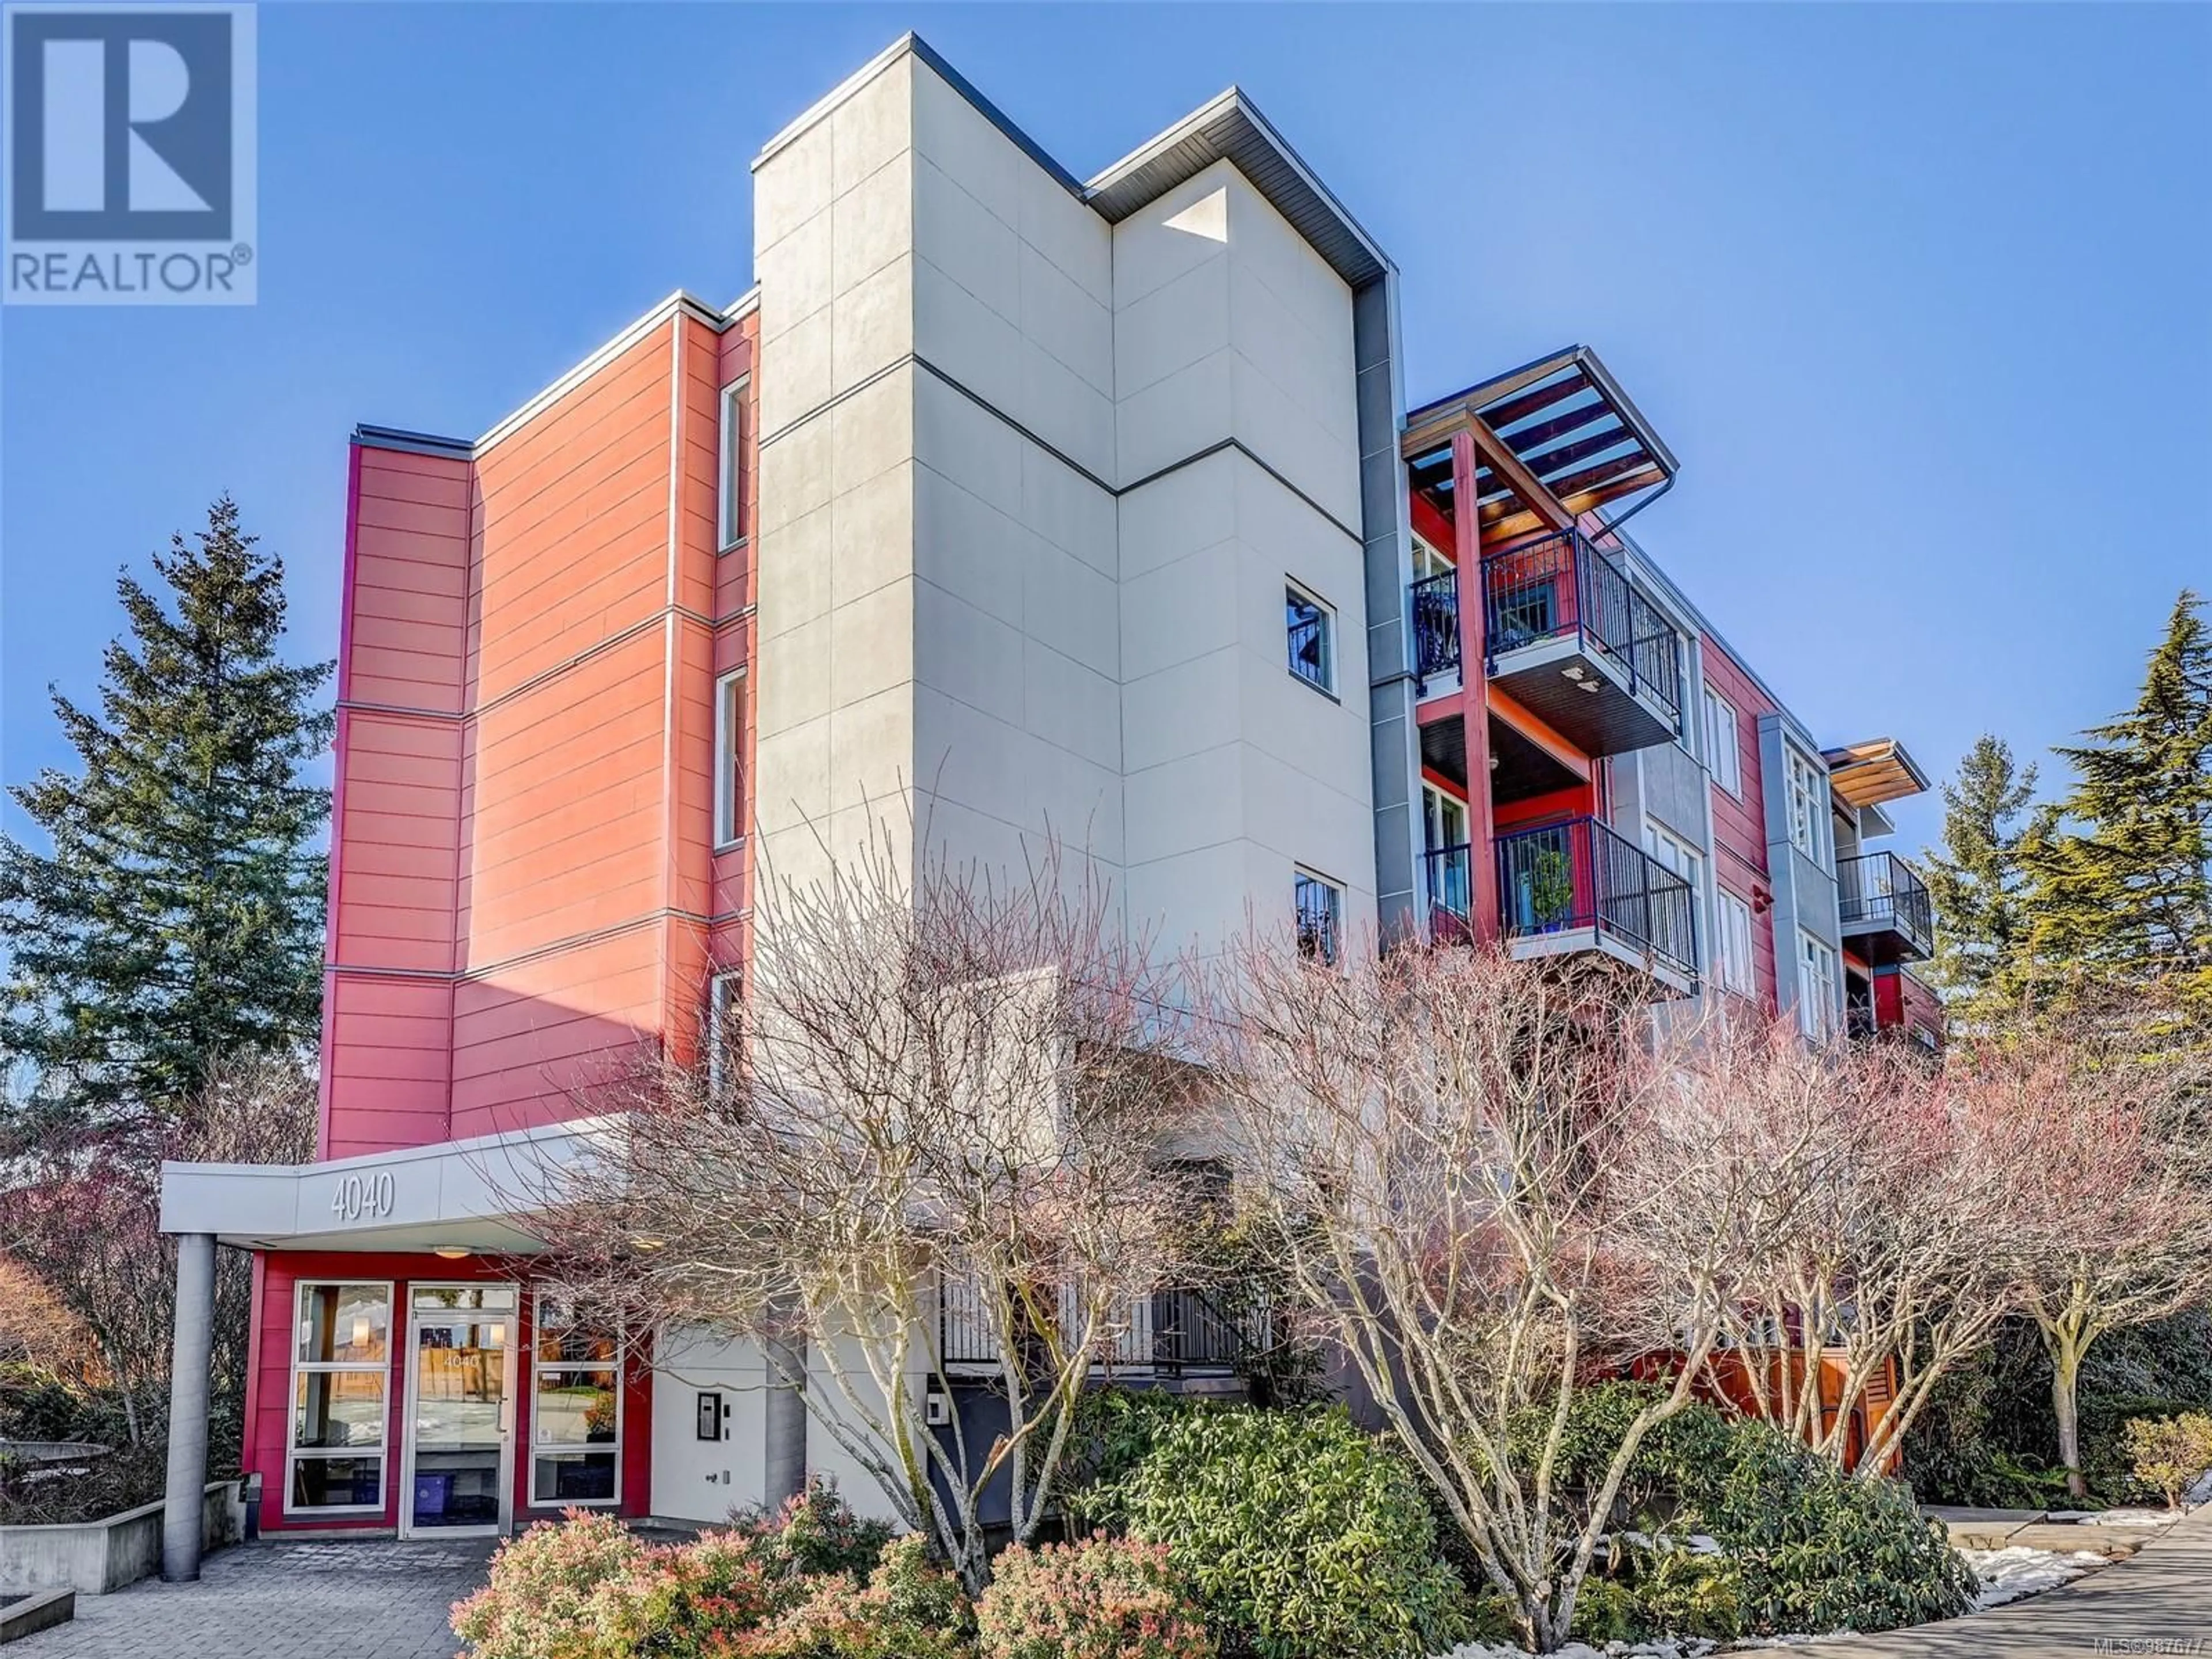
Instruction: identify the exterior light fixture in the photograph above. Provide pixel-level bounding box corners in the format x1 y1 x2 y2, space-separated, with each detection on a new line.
432 1245 471 1260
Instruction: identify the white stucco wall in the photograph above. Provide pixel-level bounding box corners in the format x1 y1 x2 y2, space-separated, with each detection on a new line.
649 1327 772 1522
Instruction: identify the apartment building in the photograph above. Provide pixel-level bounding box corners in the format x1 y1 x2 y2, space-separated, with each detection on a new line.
154 33 1942 1560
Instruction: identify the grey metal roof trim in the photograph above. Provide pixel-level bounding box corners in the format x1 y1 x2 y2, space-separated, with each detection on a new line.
1083 88 1393 290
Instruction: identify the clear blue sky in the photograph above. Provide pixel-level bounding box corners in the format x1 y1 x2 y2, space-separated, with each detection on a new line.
4 2 2208 855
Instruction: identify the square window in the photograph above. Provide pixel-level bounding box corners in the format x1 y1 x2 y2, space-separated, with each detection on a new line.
1286 584 1335 695
1294 871 1343 966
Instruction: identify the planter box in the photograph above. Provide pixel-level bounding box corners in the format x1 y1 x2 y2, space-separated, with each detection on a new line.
0 1479 241 1596
0 1590 75 1645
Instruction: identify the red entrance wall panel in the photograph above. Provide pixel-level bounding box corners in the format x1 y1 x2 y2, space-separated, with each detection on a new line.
250 1251 652 1535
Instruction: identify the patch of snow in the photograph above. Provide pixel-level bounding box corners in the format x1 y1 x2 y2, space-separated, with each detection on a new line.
1429 1643 1714 1659
1957 1544 2107 1610
2047 1506 2174 1526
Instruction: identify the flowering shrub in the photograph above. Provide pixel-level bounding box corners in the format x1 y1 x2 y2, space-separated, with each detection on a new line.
449 1509 654 1659
975 1539 1213 1659
724 1537 974 1659
451 1490 910 1659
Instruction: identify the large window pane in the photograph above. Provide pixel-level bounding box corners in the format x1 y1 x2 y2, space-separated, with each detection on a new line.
289 1454 381 1510
293 1372 385 1448
533 1452 618 1506
297 1283 389 1365
534 1369 618 1445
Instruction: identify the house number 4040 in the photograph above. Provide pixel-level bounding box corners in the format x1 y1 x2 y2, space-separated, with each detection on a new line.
329 1171 397 1222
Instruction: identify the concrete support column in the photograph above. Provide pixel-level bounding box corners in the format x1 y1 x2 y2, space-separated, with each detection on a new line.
161 1231 217 1582
763 1331 808 1506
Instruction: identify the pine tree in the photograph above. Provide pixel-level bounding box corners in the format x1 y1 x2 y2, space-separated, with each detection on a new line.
0 498 333 1149
2017 590 2212 1040
1922 734 2037 1028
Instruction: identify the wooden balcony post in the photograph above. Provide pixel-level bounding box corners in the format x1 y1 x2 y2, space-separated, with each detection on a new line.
1450 431 1501 944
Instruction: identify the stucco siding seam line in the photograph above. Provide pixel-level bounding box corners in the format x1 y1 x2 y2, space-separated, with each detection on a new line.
660 312 685 1025
340 604 721 732
329 907 719 985
758 347 1365 547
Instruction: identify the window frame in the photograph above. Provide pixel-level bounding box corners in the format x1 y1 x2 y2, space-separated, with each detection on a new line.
1703 685 1742 798
717 377 750 551
1294 868 1345 967
1798 931 1839 1039
527 1291 624 1510
713 668 747 850
1785 747 1829 870
1713 887 1756 998
706 970 741 1096
1284 580 1337 697
283 1279 395 1519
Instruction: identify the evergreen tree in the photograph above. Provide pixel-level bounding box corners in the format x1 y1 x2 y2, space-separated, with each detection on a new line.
0 498 333 1148
2017 590 2212 1040
1923 734 2037 1027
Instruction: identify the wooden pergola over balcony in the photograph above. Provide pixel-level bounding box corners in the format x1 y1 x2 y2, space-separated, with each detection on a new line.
1403 345 1679 543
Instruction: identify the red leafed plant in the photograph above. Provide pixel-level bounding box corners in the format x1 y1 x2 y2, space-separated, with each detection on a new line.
974 1539 1214 1659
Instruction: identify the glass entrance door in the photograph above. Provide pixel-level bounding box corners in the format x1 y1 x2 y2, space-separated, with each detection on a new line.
401 1287 517 1537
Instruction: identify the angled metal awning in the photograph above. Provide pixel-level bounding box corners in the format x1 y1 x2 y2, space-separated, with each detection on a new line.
1823 738 1931 810
1403 346 1677 540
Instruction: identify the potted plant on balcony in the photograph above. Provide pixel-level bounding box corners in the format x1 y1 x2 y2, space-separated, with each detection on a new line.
1529 847 1575 932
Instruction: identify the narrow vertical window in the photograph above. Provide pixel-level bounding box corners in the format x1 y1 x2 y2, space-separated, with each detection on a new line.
1294 870 1344 966
287 1282 391 1514
1798 931 1838 1039
718 378 749 550
1786 748 1827 869
706 970 741 1095
1703 685 1741 797
1714 888 1755 997
1285 582 1335 695
529 1294 620 1508
714 669 746 849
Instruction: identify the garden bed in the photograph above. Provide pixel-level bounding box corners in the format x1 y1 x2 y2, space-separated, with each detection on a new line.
0 1479 241 1596
0 1589 75 1646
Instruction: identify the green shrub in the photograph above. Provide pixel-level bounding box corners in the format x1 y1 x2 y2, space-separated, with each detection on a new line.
975 1539 1211 1659
450 1509 658 1659
1509 1381 1738 1531
738 1480 896 1581
1710 1422 1977 1636
1080 1403 1466 1659
2120 1412 2212 1509
1572 1541 1741 1646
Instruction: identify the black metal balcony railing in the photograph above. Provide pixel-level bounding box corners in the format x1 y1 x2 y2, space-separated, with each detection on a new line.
1494 817 1698 984
1838 852 1934 957
1422 842 1474 927
937 1278 1260 1376
1411 570 1461 682
1480 531 1684 729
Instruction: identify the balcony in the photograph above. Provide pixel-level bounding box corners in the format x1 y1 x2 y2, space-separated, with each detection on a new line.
1422 816 1699 995
1838 852 1934 964
1485 532 1685 755
938 1278 1264 1379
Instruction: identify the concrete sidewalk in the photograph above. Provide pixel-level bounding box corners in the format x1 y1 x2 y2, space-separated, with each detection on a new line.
1800 1503 2212 1656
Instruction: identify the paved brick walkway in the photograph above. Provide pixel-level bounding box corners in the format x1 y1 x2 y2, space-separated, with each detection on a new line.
9 1538 494 1659
1801 1501 2212 1656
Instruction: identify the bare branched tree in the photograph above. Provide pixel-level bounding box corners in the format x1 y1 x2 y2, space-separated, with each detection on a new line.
536 839 1200 1593
1676 1017 2023 1479
1206 935 1745 1652
1955 1016 2212 1498
0 1050 315 1448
